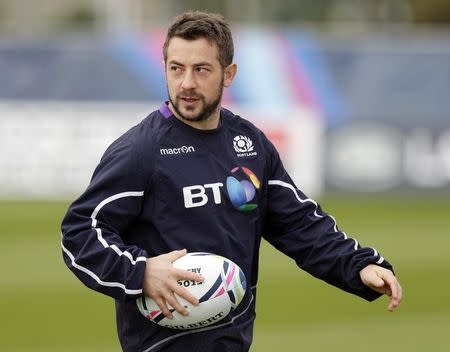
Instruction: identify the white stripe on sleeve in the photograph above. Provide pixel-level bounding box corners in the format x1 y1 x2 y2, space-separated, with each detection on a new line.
61 238 143 295
268 179 381 257
88 191 146 265
268 180 322 218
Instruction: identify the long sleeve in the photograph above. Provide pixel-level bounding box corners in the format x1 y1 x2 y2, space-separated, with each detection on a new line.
61 134 150 301
263 141 392 301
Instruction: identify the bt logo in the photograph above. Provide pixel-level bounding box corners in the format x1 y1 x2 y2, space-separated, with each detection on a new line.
182 167 261 212
226 167 260 211
183 183 223 208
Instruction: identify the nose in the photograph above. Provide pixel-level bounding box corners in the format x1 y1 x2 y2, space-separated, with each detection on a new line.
181 70 197 90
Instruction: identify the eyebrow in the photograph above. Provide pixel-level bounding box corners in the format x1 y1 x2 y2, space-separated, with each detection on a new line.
168 60 214 68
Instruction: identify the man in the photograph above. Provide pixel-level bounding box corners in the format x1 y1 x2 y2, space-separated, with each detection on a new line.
61 11 402 352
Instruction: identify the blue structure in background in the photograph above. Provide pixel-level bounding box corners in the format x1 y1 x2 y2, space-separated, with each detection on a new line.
1 29 449 129
284 29 348 128
111 36 166 101
232 28 296 109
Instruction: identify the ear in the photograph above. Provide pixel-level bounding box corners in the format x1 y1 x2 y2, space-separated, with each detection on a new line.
223 63 237 88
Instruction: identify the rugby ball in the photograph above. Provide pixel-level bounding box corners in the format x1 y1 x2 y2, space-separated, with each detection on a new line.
137 252 247 330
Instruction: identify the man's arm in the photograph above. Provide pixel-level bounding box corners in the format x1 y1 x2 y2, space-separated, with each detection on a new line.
262 136 402 308
62 136 204 314
61 137 149 301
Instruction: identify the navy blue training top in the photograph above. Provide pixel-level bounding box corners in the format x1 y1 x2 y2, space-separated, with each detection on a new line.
61 103 392 352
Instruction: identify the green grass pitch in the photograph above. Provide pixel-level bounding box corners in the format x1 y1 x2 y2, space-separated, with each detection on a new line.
1 194 449 351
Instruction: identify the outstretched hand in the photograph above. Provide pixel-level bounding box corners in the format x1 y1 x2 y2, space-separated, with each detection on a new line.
143 249 204 319
360 264 403 312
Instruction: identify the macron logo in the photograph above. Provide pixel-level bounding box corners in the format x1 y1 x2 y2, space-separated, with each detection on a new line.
160 145 195 155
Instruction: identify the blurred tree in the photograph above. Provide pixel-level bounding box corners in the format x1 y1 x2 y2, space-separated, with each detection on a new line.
0 0 450 35
170 0 262 23
0 1 5 29
326 0 413 24
59 5 97 31
174 0 226 15
275 0 330 23
409 0 450 23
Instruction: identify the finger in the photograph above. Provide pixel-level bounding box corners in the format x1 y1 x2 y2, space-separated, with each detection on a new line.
376 270 402 311
154 296 173 319
387 280 403 312
388 290 401 311
164 249 187 263
388 297 399 311
174 268 204 283
378 270 399 298
172 282 200 306
391 277 402 302
166 293 189 316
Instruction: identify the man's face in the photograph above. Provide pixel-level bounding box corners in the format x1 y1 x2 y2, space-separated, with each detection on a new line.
165 37 226 123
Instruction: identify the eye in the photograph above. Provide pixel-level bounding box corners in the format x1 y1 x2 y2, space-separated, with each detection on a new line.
196 67 210 73
170 66 182 73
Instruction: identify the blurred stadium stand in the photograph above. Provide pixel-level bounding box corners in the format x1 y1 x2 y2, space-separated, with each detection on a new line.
1 28 450 195
320 33 450 128
0 39 160 101
1 31 449 124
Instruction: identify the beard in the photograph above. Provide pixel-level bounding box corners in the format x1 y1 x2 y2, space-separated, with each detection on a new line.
168 79 224 122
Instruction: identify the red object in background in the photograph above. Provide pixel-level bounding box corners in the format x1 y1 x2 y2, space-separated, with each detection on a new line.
265 129 287 157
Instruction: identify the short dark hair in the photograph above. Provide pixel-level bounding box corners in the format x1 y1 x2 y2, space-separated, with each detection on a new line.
163 11 234 68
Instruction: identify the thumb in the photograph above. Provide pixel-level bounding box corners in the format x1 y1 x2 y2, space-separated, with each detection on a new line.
165 249 187 263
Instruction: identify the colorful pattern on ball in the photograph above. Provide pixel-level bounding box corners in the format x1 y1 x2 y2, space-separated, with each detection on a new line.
199 275 226 303
222 260 247 309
